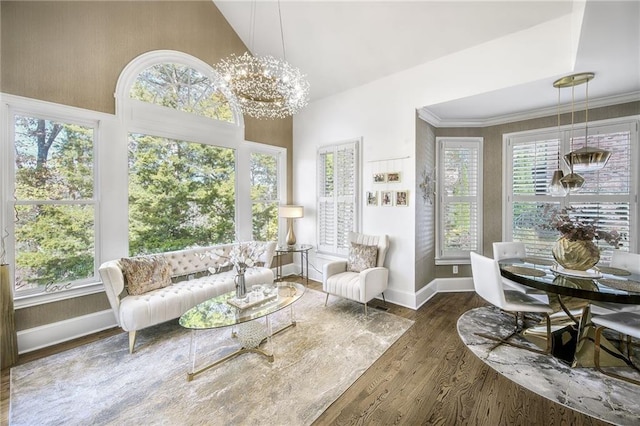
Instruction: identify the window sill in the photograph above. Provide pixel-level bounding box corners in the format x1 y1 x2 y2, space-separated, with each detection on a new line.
14 282 106 309
435 258 471 266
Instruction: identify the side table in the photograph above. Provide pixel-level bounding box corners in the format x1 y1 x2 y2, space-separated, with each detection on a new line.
275 244 312 284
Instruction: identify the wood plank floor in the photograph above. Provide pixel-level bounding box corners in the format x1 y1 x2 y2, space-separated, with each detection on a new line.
1 278 608 425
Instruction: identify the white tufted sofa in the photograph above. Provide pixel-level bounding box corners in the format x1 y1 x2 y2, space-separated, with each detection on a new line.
99 242 276 353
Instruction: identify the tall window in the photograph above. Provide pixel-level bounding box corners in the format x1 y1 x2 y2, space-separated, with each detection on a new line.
317 140 359 256
128 134 236 255
504 119 638 262
125 57 241 255
250 150 282 241
12 113 97 295
436 137 483 262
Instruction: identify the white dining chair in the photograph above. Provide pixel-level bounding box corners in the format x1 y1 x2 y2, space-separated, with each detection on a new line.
492 241 549 303
591 251 640 315
470 252 553 354
592 311 640 385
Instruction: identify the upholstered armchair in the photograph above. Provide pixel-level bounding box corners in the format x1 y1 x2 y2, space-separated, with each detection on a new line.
323 232 390 314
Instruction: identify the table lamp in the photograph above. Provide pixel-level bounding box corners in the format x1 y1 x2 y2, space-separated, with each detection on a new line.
279 205 304 246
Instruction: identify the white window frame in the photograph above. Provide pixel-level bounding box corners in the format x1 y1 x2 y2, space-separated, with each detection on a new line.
117 50 253 247
503 116 639 254
316 139 360 257
1 94 111 307
246 142 287 243
435 137 483 264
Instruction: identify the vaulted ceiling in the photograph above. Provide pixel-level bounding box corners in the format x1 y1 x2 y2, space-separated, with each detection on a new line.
214 1 640 123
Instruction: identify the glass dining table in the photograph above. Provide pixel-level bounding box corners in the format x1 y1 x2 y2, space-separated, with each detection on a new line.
498 256 640 367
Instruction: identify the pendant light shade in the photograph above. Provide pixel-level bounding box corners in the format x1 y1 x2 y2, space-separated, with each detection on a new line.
548 170 567 197
559 172 585 191
563 146 611 173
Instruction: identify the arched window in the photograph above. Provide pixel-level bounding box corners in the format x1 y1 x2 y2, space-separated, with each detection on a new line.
116 51 246 256
130 63 235 122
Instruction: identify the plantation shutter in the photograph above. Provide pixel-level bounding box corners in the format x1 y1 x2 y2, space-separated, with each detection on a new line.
437 138 483 260
317 141 359 256
506 122 635 262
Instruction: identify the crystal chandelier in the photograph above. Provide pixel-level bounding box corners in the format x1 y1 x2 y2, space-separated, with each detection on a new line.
216 52 309 120
214 1 310 120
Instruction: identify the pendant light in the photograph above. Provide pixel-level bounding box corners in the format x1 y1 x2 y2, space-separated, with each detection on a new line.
554 73 611 175
548 85 567 197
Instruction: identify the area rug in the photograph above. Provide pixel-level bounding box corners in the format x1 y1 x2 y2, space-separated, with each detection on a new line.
457 306 640 426
10 288 413 425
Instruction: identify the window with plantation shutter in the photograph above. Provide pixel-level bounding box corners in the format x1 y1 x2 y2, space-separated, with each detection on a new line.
436 137 483 262
504 119 638 263
317 140 359 256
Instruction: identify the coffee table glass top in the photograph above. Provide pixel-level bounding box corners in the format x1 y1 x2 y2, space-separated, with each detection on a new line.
179 282 305 330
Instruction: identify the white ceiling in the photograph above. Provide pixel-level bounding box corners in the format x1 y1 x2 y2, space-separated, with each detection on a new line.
214 0 640 123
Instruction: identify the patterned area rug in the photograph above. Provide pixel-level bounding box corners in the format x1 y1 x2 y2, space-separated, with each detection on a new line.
458 306 640 426
10 288 413 425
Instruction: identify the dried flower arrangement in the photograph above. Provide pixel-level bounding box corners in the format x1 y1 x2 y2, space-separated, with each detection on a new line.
541 206 623 248
201 241 266 274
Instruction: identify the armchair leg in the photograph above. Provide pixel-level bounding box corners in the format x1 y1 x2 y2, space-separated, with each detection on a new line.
382 292 387 306
364 302 368 315
324 293 329 307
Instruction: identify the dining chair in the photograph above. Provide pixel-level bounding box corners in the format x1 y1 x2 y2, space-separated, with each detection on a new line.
592 311 640 385
592 251 640 315
492 241 549 302
470 252 553 354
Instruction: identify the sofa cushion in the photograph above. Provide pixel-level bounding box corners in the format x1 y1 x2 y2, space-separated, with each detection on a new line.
120 256 172 295
347 242 378 273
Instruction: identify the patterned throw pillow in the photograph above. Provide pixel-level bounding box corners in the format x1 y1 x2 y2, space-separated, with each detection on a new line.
347 242 378 273
120 256 172 295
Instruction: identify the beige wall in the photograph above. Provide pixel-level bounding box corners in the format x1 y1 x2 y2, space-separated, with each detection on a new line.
2 1 293 331
433 101 640 279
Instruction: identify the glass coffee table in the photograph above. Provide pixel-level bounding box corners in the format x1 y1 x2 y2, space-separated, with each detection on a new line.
179 282 306 381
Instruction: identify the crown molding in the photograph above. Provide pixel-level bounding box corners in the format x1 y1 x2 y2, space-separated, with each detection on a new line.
418 91 640 128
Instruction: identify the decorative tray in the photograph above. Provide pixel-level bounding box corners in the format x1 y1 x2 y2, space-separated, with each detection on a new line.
227 292 277 310
551 265 602 279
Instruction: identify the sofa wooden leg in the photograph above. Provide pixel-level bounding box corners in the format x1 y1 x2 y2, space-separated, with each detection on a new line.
324 293 329 307
129 331 137 354
364 302 368 315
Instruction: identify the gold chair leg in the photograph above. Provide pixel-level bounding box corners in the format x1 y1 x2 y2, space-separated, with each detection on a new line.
594 326 640 385
475 311 551 355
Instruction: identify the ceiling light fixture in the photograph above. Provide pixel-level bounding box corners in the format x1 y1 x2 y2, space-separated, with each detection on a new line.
548 85 567 197
554 73 611 179
214 1 310 120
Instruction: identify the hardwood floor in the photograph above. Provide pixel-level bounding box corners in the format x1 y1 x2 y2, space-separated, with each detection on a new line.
1 278 608 425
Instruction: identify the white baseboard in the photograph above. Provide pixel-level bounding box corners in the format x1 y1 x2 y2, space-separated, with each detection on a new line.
16 277 474 354
17 309 118 354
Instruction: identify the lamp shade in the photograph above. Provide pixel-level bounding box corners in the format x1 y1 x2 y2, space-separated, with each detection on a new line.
279 205 304 219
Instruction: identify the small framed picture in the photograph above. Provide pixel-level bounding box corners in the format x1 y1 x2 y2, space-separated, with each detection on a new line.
395 190 409 206
381 191 393 206
366 191 378 206
373 173 387 183
387 172 401 183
